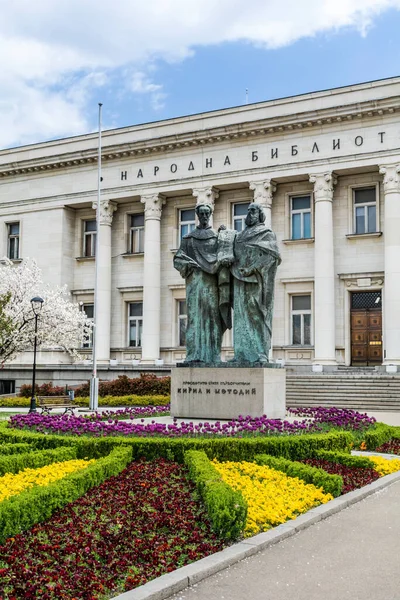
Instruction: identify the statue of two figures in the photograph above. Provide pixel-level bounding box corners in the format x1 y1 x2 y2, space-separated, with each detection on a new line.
173 203 281 366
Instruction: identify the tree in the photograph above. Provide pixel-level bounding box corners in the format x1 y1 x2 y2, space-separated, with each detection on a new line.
0 259 93 365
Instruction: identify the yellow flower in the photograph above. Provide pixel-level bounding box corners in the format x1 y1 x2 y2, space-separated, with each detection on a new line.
0 459 95 502
368 456 400 476
212 459 332 537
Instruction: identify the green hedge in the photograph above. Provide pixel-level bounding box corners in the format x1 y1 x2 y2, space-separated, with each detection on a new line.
315 449 374 469
253 454 343 497
0 446 77 476
184 450 247 540
364 423 393 450
0 395 170 408
0 423 353 463
0 445 132 543
0 442 32 455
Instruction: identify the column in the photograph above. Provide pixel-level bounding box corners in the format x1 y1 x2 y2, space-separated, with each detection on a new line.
249 179 276 228
379 164 400 367
140 193 165 363
309 172 337 365
93 199 117 363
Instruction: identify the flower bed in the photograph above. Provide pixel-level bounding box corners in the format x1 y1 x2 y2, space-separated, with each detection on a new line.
8 407 375 438
84 406 170 421
0 459 94 501
375 439 400 455
212 459 332 537
0 458 223 600
367 455 400 476
301 458 379 494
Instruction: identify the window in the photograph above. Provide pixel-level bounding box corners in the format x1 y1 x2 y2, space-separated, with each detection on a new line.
130 214 145 253
353 187 377 234
0 380 15 395
291 295 311 345
233 203 249 232
82 304 94 348
290 195 311 240
178 300 187 346
179 209 196 241
128 302 143 347
83 220 97 257
7 222 20 260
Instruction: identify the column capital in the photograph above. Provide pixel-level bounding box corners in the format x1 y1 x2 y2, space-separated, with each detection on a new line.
379 164 400 194
140 193 166 221
192 186 219 210
249 179 276 208
309 172 337 202
92 199 117 226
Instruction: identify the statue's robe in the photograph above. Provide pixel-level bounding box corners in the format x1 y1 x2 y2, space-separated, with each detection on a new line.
231 224 281 363
174 227 232 364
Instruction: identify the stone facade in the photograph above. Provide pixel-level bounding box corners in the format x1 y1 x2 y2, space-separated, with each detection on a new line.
1 77 400 387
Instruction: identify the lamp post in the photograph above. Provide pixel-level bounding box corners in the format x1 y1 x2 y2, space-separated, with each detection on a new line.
29 296 44 414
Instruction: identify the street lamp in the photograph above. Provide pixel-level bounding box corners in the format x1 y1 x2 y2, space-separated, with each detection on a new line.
29 296 44 414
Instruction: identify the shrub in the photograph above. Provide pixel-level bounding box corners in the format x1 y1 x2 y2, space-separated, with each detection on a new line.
0 443 32 455
0 446 77 476
0 445 133 543
19 383 66 397
184 450 247 540
253 454 343 497
74 394 170 407
364 423 394 450
74 374 171 397
315 449 374 469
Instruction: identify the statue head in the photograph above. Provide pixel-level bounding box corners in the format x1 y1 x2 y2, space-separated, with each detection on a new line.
245 202 266 227
195 203 213 229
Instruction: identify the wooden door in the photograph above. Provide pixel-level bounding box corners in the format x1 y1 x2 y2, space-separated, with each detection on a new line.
351 308 382 365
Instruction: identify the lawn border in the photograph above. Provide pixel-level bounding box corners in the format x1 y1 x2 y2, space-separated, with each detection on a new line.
111 468 400 600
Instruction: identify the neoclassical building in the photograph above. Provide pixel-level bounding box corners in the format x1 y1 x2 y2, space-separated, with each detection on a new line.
1 76 400 389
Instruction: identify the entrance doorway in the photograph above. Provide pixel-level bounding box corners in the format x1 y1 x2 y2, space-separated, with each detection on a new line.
351 291 382 366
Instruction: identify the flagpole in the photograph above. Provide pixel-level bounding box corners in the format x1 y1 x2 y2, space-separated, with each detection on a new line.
90 102 102 411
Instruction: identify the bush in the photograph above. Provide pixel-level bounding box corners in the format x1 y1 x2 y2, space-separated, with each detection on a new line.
364 423 394 450
0 445 133 543
253 454 343 497
184 450 247 540
74 374 171 397
0 423 353 463
19 383 65 397
0 446 77 476
315 449 374 469
0 443 33 456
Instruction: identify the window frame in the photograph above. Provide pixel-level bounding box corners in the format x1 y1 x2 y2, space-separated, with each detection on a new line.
178 208 196 242
352 185 378 235
7 222 20 260
177 299 187 347
290 294 312 346
83 219 97 257
232 202 250 233
290 194 312 240
128 302 143 348
129 213 145 254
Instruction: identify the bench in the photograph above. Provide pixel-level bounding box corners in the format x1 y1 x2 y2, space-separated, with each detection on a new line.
37 396 76 415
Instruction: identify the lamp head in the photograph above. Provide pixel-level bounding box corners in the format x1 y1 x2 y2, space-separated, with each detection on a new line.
31 296 44 315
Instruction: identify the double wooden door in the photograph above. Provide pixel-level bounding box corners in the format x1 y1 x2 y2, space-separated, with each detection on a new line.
351 308 382 365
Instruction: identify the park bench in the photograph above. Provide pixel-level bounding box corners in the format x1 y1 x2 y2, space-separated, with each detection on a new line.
37 396 76 415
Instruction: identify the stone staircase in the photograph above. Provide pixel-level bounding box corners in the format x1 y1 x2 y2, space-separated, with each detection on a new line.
286 372 400 411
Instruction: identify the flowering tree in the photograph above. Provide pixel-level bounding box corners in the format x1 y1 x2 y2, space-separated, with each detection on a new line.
0 259 92 365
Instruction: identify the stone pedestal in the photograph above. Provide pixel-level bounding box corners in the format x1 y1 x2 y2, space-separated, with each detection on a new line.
171 366 286 420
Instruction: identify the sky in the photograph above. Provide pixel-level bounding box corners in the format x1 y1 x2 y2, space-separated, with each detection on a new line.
1 0 400 150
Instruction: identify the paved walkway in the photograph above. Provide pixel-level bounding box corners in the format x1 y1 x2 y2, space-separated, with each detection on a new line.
171 479 400 600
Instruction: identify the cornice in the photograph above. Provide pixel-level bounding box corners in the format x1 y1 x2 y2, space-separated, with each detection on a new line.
0 97 399 180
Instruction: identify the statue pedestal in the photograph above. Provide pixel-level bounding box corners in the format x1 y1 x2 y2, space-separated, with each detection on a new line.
170 366 286 420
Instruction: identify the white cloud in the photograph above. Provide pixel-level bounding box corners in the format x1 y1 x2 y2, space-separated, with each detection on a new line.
0 0 399 147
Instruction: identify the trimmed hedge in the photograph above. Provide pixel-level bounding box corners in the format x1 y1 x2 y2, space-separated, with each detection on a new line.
253 454 343 497
0 442 32 455
0 423 353 463
74 374 171 397
0 395 170 408
0 445 133 543
184 450 247 540
364 423 394 450
0 446 77 476
315 449 374 469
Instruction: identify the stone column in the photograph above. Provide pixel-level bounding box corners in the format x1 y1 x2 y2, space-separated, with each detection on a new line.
249 179 276 228
92 199 117 363
379 164 400 368
309 172 337 366
140 193 165 363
